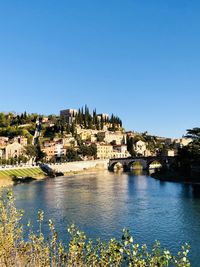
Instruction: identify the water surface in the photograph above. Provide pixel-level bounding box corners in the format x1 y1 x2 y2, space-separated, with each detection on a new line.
13 171 200 266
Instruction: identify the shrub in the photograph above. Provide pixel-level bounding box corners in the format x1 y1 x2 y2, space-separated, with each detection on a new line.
0 191 190 266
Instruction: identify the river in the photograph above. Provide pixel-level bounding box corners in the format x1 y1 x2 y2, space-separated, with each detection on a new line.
13 170 200 266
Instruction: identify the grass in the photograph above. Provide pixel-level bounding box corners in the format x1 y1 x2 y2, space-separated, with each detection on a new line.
0 167 45 179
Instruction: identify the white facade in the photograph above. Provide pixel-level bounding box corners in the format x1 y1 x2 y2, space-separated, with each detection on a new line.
55 144 64 158
112 145 130 158
134 140 146 156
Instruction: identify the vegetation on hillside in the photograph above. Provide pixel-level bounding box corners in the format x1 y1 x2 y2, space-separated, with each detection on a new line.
0 107 122 143
127 132 175 157
69 105 122 131
0 191 190 267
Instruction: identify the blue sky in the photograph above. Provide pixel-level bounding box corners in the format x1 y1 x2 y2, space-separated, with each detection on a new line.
0 0 200 138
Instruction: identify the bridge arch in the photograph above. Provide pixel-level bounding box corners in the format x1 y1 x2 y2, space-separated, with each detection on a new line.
128 159 147 170
110 162 123 171
147 160 162 169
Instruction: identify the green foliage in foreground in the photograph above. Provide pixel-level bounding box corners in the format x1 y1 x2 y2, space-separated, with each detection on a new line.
0 192 190 267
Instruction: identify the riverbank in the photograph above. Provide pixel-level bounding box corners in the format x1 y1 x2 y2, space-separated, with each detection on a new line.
151 169 200 185
0 167 47 188
0 160 109 187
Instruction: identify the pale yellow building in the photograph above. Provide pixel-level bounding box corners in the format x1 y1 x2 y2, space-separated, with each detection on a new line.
96 143 113 159
96 143 130 159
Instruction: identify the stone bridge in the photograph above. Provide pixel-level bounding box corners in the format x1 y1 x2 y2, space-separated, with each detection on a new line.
108 156 175 171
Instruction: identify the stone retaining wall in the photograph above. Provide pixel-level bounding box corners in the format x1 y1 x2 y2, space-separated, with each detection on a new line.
0 160 109 176
48 159 109 173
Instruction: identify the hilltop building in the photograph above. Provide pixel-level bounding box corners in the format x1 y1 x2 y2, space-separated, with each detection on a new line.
60 109 78 123
97 113 109 120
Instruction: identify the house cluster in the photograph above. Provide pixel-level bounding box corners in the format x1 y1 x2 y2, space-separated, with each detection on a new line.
0 108 193 163
156 136 193 156
41 129 131 161
40 108 194 162
41 134 77 161
42 129 193 161
0 136 27 160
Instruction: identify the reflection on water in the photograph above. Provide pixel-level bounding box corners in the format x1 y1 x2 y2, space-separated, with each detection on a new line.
13 171 200 266
130 169 143 176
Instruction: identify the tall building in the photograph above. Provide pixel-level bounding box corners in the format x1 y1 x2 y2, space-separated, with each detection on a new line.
60 109 78 124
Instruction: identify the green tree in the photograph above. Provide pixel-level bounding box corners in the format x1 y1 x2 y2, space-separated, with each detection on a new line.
127 136 136 156
176 127 200 172
35 145 46 162
66 148 81 161
25 145 37 160
78 144 97 158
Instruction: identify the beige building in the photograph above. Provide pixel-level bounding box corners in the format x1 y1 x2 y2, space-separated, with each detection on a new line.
0 137 9 147
13 136 28 146
62 135 77 147
42 145 55 161
76 129 100 142
42 117 49 123
5 142 24 160
175 138 193 147
42 140 65 161
97 131 126 145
